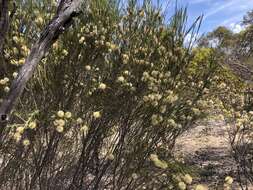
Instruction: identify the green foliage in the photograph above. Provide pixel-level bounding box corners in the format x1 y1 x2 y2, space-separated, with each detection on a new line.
0 1 235 190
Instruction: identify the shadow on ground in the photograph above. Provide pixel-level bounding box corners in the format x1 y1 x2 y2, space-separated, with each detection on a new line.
175 120 244 189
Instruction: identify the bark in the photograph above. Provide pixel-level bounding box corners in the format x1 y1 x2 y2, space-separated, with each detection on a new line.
0 0 9 53
0 0 85 127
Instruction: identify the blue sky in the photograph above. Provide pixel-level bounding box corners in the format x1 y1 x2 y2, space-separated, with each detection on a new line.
163 0 253 34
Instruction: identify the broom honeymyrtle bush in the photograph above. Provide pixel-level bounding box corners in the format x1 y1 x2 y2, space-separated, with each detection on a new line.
207 59 253 189
0 0 224 189
220 80 253 189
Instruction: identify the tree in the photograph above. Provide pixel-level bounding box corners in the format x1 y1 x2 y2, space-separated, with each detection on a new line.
243 10 253 26
199 26 235 52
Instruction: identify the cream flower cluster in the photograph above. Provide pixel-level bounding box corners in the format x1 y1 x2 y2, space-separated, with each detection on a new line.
149 154 168 169
223 176 233 190
11 118 37 145
172 173 194 190
0 77 10 93
53 110 72 133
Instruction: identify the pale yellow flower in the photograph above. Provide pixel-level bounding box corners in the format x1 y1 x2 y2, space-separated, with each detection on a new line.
76 118 83 124
0 79 6 85
149 154 168 169
151 114 159 126
93 111 101 119
110 43 117 50
23 139 30 146
80 125 88 133
183 174 192 184
159 105 167 114
150 154 158 161
195 184 208 190
4 86 10 93
57 110 65 118
54 119 65 127
105 42 111 47
178 182 187 190
35 17 43 25
167 119 176 127
132 173 138 179
3 77 9 83
13 36 18 42
65 111 72 119
53 42 59 49
85 65 91 71
122 54 129 64
21 45 29 55
56 125 64 133
98 83 107 90
16 127 25 134
117 76 125 82
79 36 85 43
151 70 159 77
62 49 68 56
13 72 18 79
123 70 130 75
18 58 25 65
28 121 37 129
13 132 21 142
225 176 233 185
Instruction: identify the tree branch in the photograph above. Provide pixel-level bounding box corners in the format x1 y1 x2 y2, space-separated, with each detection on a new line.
0 0 85 127
0 0 9 54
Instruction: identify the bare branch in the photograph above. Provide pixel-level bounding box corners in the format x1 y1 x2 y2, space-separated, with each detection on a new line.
0 0 85 126
0 0 9 53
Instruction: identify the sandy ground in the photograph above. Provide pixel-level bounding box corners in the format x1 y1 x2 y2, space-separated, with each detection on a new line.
175 119 251 190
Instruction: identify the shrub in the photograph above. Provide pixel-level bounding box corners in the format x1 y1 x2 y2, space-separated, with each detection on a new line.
0 0 221 189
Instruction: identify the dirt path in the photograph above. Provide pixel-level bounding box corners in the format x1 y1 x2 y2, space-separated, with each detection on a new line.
175 119 241 189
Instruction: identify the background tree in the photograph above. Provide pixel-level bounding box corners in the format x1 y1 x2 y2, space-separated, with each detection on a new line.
243 10 253 26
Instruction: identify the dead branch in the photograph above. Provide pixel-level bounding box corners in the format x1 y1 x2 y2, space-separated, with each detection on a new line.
0 0 9 53
0 0 85 128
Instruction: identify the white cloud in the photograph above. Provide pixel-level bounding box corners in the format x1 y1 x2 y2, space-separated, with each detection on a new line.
203 0 253 21
229 23 244 33
204 1 236 20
